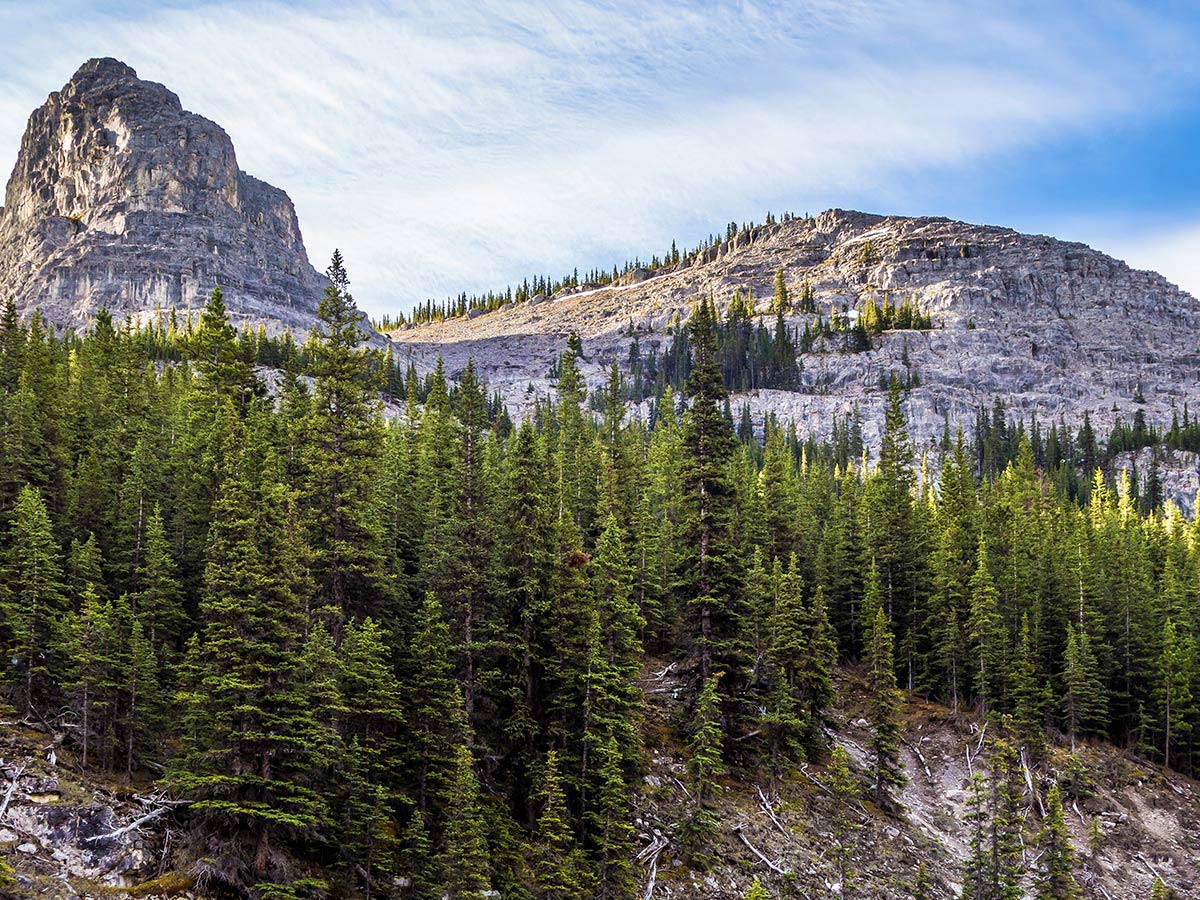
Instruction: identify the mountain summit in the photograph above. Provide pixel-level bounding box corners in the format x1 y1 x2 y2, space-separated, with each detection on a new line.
0 58 326 332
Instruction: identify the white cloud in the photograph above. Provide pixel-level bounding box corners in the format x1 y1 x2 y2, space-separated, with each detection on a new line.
1 1 1197 315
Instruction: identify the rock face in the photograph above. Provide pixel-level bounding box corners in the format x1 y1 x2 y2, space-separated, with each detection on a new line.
389 209 1200 481
0 58 326 333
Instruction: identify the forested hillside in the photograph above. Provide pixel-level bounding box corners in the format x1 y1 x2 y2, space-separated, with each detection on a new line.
0 255 1197 900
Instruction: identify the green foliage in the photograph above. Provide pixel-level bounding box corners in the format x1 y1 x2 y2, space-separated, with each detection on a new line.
2 249 1200 897
1034 784 1081 900
866 607 906 807
683 674 726 861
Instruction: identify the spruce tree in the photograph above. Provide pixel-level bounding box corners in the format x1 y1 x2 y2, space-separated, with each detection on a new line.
745 875 771 900
1062 624 1107 750
772 268 790 314
867 606 906 807
684 674 726 861
1034 784 1081 900
677 298 744 693
969 537 1006 717
913 860 933 900
301 251 390 625
169 413 329 895
530 750 593 899
826 743 859 890
440 743 493 900
1 485 68 712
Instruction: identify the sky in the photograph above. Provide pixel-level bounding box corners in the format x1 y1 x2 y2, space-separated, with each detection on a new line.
2 0 1200 318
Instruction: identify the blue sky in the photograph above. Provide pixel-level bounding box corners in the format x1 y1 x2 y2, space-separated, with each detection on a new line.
2 0 1199 317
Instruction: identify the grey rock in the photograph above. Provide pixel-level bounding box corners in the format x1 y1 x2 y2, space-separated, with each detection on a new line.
389 209 1200 508
0 58 326 335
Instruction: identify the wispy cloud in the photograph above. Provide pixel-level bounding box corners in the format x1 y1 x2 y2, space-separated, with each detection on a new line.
2 1 1198 314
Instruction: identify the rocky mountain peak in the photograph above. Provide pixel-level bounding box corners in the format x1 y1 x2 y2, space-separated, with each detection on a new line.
0 58 326 333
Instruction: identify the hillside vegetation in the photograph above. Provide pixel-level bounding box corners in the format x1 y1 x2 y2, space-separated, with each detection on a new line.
0 255 1197 899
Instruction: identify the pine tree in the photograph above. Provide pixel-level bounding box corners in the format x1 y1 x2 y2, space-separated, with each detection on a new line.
866 606 906 807
744 875 771 900
684 674 726 860
530 750 593 899
771 267 790 315
0 485 68 712
440 743 493 900
407 594 465 814
586 730 637 900
301 251 390 625
969 537 1006 717
961 772 990 900
168 413 329 895
1156 619 1194 770
677 298 745 694
825 743 859 891
989 740 1025 900
188 287 255 408
1011 613 1047 757
913 860 933 900
1062 624 1107 750
1034 784 1081 900
132 504 185 660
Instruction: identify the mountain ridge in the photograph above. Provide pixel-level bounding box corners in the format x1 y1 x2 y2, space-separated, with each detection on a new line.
388 207 1200 452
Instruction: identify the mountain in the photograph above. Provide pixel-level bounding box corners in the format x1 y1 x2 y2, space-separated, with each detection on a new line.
388 208 1200 449
0 58 326 333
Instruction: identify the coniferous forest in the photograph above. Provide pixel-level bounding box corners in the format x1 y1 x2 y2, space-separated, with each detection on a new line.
1 254 1198 900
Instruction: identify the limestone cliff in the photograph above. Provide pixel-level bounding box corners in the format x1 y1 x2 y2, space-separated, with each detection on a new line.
0 58 326 333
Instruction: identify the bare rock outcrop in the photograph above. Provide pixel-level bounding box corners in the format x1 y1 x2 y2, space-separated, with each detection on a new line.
0 58 326 333
388 209 1200 463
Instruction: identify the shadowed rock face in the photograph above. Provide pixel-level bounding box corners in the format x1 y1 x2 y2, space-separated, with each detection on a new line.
0 57 326 333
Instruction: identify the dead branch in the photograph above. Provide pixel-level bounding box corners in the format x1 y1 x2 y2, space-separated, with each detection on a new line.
652 663 677 680
756 785 792 841
1136 853 1162 880
734 824 787 874
639 834 669 900
1020 749 1046 817
732 729 763 743
0 765 24 821
670 776 694 802
84 803 184 843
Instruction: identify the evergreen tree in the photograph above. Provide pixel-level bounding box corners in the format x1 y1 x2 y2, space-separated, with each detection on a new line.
677 298 744 693
969 537 1006 717
866 606 906 807
1033 784 1081 900
169 415 330 895
744 875 771 900
913 860 933 900
301 251 390 625
530 750 593 899
683 674 726 861
0 485 67 712
440 743 493 900
1062 624 1107 750
825 743 859 891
